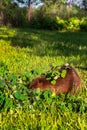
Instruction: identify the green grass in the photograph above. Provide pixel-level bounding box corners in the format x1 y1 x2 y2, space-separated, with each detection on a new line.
0 27 87 130
0 27 87 72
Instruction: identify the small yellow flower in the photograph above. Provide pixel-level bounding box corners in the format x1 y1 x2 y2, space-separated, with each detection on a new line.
52 91 56 97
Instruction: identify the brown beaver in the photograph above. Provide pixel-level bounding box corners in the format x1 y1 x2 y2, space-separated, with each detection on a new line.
29 65 81 95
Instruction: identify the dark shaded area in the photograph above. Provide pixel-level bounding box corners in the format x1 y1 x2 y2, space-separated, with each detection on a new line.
0 28 87 58
76 66 87 71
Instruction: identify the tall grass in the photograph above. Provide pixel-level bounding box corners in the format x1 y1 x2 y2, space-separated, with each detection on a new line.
1 106 87 130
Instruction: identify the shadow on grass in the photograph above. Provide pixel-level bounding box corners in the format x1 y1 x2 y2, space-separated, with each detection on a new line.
0 28 87 58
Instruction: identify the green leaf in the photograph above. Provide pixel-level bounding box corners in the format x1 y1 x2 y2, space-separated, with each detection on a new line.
43 89 51 99
14 91 27 100
0 80 5 88
10 74 17 85
46 77 51 80
4 98 13 110
61 70 67 78
51 80 56 85
0 93 5 107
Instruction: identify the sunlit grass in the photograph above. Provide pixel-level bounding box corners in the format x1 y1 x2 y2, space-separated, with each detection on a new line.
1 105 87 130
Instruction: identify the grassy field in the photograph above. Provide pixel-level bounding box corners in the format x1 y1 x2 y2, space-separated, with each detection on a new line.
0 27 87 130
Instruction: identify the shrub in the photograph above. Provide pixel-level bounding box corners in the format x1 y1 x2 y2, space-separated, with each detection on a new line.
67 17 80 31
41 16 53 30
28 9 44 29
54 16 66 30
80 17 87 31
29 15 55 30
28 17 42 29
29 15 67 30
10 8 28 27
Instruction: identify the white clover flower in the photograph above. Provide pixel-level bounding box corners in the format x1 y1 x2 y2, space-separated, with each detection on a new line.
10 94 14 99
65 63 69 67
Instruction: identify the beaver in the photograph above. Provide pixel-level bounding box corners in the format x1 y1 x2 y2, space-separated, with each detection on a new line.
29 64 81 95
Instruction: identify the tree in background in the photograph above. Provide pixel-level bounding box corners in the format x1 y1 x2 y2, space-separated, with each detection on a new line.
16 0 41 21
83 0 87 11
0 0 27 26
0 0 17 25
16 0 66 21
0 0 87 28
0 1 3 25
0 0 12 25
